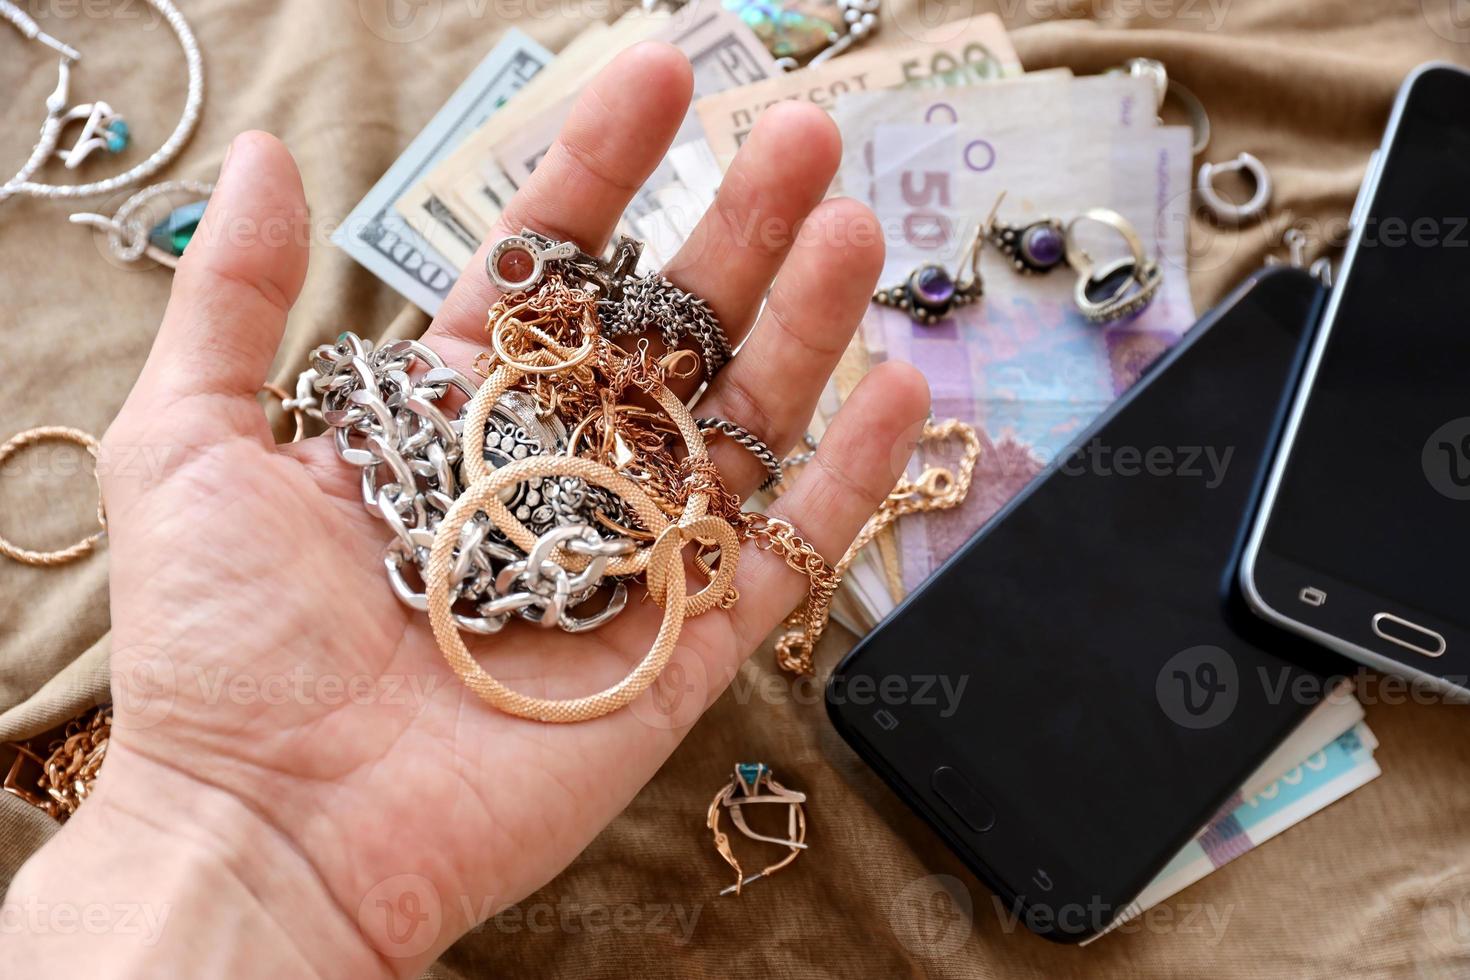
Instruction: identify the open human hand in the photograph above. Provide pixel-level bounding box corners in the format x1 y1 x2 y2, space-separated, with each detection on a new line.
7 42 929 977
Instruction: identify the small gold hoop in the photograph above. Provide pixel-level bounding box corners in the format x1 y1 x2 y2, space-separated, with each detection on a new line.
258 382 306 443
646 515 740 618
488 296 597 375
0 427 106 566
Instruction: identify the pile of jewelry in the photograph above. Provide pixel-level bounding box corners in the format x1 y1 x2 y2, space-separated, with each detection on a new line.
305 231 844 723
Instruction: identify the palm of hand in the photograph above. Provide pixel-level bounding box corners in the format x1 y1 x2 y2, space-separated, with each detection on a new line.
92 43 927 976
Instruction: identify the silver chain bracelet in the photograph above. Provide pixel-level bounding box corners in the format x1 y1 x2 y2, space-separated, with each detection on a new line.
303 333 635 635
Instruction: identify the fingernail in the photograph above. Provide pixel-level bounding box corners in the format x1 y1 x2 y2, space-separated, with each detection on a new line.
219 135 238 181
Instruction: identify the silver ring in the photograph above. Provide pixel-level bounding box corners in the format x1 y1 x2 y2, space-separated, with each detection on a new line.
1073 257 1163 324
1063 208 1147 280
485 233 580 293
1197 153 1272 226
1063 209 1162 324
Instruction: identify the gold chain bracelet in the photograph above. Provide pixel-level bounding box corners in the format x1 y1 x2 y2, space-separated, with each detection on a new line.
767 418 983 676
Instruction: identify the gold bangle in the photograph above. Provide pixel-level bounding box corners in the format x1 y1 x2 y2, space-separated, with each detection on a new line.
0 426 106 567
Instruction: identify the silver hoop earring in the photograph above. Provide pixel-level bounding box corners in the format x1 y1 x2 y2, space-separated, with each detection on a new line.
1197 152 1272 226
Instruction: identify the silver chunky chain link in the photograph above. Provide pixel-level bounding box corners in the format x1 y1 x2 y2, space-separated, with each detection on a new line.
304 332 634 635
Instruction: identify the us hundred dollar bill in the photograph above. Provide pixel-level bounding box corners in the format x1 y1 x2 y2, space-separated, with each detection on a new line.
332 30 550 315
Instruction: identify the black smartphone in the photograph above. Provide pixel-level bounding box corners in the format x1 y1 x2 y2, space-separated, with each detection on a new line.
1242 63 1470 694
827 267 1333 942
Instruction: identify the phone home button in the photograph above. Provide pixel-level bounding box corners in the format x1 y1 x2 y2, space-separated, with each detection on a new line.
931 766 996 834
1371 612 1446 658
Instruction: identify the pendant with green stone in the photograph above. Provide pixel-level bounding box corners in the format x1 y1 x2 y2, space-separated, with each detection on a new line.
148 199 209 258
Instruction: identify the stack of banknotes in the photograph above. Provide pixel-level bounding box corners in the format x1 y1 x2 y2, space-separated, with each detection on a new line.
333 8 1380 929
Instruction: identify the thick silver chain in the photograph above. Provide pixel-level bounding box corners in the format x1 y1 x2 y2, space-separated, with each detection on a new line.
301 332 633 635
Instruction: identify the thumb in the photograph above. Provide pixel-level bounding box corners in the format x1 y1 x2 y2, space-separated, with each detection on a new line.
100 131 308 519
130 130 309 427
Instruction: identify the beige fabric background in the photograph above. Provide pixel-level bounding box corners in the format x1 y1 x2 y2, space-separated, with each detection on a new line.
3 1 1469 976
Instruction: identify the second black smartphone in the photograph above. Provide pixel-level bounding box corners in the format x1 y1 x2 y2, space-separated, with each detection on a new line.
1244 64 1470 693
827 267 1334 942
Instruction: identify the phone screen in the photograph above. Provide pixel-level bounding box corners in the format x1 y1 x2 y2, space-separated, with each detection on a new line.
828 270 1330 940
1258 66 1470 635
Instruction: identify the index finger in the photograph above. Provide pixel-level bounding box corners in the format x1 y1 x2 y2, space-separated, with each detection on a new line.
427 42 694 348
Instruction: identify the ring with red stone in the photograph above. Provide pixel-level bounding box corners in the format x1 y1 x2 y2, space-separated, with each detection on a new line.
486 233 581 293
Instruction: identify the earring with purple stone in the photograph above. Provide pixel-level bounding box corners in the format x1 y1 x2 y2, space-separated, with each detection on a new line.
872 221 990 326
989 217 1067 276
871 261 983 326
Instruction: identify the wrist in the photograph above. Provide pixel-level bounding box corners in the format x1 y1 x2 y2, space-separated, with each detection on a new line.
4 742 392 979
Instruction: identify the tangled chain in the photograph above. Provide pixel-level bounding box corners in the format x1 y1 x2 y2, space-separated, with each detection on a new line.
2 705 111 823
765 418 985 675
298 230 985 719
599 272 733 377
740 515 841 676
306 332 633 635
